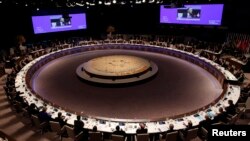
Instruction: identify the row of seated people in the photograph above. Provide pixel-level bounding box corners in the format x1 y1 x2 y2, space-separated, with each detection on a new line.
3 71 244 141
199 51 246 83
0 34 232 62
159 100 242 141
1 36 248 77
1 37 247 141
9 37 248 90
4 76 244 141
207 52 250 104
239 83 250 103
225 33 250 54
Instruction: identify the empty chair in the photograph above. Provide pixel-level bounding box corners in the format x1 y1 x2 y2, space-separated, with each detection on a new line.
227 114 238 125
135 133 149 141
199 127 208 141
31 115 46 134
237 107 246 119
21 108 32 126
89 131 102 141
65 125 83 141
228 107 246 124
49 121 64 140
165 131 178 141
245 98 250 117
22 108 30 118
237 103 246 111
13 101 23 113
112 134 126 141
180 128 198 141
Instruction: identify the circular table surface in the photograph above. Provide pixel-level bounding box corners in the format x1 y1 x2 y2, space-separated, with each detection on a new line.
83 55 151 77
31 49 223 120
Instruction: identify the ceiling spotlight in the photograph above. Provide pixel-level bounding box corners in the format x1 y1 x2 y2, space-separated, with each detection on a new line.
104 2 111 5
136 0 141 4
113 0 117 4
149 0 155 3
25 4 28 6
98 1 102 4
36 8 39 11
142 0 146 3
76 2 84 6
0 1 2 4
66 3 71 7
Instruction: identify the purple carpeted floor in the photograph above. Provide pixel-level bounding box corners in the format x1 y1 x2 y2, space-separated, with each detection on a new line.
31 49 222 120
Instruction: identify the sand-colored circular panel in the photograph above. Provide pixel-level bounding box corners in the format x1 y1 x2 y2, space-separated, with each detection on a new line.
83 55 151 76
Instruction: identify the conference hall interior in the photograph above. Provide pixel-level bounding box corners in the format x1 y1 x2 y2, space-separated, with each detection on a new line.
0 0 250 141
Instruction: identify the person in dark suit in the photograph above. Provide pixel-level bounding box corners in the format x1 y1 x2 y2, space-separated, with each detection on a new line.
38 107 52 123
187 8 195 18
74 115 84 135
38 107 52 131
113 126 126 137
225 100 237 115
136 123 148 134
182 120 194 137
92 126 97 132
213 107 228 123
181 8 199 19
199 115 212 130
14 92 28 108
27 103 39 116
54 112 67 128
161 124 175 139
136 123 150 141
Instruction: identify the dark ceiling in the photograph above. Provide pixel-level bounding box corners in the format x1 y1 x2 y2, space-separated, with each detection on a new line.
0 0 231 8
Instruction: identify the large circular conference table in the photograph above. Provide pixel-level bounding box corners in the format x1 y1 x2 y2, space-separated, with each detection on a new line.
15 41 240 134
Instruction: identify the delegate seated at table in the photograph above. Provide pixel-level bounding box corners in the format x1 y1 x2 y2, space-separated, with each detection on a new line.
136 123 148 134
113 126 126 138
74 115 84 135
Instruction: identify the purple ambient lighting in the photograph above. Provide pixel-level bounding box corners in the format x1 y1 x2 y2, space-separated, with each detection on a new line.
160 4 224 25
32 13 87 34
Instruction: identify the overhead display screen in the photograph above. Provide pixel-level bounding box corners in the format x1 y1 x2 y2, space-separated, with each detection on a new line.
32 13 87 34
160 4 224 25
